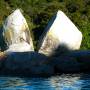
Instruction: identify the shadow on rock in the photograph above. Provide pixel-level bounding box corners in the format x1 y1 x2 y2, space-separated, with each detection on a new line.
0 26 8 51
1 44 90 77
0 51 54 77
48 45 90 74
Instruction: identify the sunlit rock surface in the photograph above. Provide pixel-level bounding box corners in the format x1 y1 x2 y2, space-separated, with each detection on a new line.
6 42 33 52
3 9 34 52
38 10 82 56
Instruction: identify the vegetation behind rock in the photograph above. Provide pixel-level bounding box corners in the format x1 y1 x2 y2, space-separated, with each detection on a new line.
0 0 90 50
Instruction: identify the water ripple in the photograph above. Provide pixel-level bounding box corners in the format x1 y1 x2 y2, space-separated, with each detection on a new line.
0 74 90 90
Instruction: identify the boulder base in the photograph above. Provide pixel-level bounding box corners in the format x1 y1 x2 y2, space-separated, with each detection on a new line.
2 52 54 76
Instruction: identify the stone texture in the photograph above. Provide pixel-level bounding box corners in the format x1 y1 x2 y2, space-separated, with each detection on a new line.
38 10 82 56
0 52 6 69
3 52 54 76
51 55 81 72
64 50 90 71
4 52 46 70
3 9 34 52
1 50 90 76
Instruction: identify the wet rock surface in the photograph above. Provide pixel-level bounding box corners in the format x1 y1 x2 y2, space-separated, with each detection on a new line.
0 52 54 77
0 51 90 77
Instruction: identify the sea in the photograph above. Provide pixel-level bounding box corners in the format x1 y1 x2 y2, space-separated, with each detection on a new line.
0 73 90 90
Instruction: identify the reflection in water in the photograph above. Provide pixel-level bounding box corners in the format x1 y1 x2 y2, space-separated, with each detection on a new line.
50 74 81 90
0 74 90 90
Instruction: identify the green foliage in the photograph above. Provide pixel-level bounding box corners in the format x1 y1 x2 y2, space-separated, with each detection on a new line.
0 0 90 50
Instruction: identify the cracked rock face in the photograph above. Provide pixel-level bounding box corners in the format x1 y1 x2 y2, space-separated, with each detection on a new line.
3 9 34 52
38 10 82 56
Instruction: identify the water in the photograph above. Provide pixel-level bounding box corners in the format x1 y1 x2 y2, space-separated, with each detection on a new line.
0 74 90 90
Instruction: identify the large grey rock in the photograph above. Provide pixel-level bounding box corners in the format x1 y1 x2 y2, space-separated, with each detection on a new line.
38 10 82 56
3 9 34 52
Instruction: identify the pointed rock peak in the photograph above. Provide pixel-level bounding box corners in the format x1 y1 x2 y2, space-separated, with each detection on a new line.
3 9 34 52
38 10 82 56
4 9 27 27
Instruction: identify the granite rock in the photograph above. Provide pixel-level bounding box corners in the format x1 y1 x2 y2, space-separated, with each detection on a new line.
3 9 34 52
38 10 82 56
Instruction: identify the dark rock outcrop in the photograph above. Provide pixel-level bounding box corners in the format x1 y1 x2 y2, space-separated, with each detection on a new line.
50 56 81 73
0 52 54 77
0 50 90 77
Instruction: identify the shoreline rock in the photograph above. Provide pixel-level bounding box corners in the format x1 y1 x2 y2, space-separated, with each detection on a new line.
0 50 90 77
0 51 54 77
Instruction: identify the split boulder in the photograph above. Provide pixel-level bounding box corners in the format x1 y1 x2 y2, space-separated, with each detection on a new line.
38 10 82 56
3 9 34 52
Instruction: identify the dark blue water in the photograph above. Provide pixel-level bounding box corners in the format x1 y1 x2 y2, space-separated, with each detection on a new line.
0 74 90 90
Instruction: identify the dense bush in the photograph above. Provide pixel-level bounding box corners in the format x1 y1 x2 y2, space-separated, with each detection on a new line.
0 0 90 50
